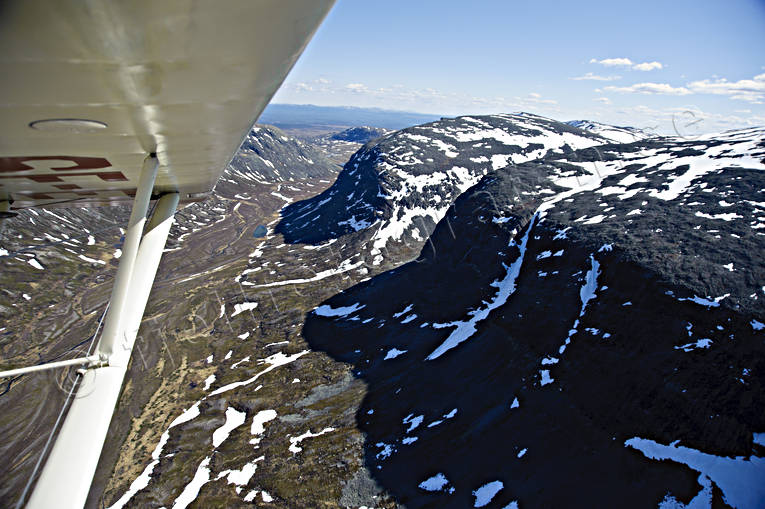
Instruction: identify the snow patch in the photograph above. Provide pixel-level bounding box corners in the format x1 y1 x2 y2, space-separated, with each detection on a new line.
473 481 504 507
384 348 408 360
231 302 257 317
212 407 247 448
419 473 450 492
289 427 335 454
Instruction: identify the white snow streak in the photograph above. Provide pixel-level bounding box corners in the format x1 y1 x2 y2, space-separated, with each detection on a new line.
212 407 247 447
427 214 536 360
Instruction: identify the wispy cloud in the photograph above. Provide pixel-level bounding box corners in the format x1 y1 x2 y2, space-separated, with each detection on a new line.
610 104 765 134
590 57 664 71
570 72 621 81
345 83 368 92
686 73 765 104
594 97 612 105
590 57 634 67
525 92 557 105
605 83 691 95
604 73 765 103
632 61 663 71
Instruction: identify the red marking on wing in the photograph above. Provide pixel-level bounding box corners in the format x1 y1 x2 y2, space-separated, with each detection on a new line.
0 171 128 183
0 156 112 173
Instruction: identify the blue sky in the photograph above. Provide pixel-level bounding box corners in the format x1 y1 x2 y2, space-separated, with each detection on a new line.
272 0 765 134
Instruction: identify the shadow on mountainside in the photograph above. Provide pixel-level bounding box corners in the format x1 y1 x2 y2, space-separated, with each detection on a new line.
299 175 765 508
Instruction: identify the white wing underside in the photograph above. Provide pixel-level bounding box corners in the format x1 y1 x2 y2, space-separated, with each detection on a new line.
0 0 334 209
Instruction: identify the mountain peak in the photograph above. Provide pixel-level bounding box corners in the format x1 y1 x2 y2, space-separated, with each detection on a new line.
566 119 656 143
276 113 606 266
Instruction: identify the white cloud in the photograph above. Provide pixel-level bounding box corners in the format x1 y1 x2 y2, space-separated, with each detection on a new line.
290 78 337 95
605 82 691 95
603 72 765 103
591 57 633 67
632 61 663 71
686 73 765 103
601 103 765 135
345 83 368 92
523 92 557 105
595 97 612 105
571 72 621 81
590 57 664 72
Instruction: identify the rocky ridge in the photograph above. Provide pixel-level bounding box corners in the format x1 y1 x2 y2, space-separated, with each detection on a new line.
276 114 608 267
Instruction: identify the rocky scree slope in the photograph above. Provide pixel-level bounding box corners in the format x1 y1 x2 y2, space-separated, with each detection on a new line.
276 113 608 267
227 124 339 182
302 127 765 508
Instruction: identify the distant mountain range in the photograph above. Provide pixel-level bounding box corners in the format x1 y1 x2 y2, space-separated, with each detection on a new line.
259 104 442 131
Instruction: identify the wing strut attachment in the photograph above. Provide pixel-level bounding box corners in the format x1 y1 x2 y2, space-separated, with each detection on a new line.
22 154 180 509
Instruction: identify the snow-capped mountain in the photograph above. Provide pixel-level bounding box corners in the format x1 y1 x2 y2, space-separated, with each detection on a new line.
276 113 608 266
567 119 655 143
3 113 764 509
303 126 765 507
227 124 339 183
329 126 390 143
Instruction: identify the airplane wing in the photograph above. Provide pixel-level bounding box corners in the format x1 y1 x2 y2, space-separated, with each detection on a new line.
0 2 334 507
0 0 334 209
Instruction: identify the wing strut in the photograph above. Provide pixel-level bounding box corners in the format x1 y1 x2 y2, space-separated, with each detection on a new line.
23 154 180 509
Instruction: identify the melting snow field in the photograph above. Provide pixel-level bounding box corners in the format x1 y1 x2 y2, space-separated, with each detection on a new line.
419 473 450 492
109 350 307 508
252 258 364 288
231 301 258 317
472 480 504 507
314 302 365 318
172 457 211 509
625 436 765 509
209 351 308 396
288 427 335 454
212 407 247 447
384 348 408 360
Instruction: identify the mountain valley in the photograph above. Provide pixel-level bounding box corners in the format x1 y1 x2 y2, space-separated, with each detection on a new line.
1 113 763 509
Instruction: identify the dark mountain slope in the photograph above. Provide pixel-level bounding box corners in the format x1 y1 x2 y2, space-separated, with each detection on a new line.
330 126 390 143
302 127 765 508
